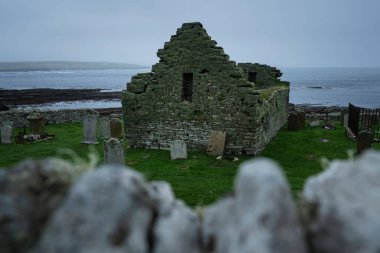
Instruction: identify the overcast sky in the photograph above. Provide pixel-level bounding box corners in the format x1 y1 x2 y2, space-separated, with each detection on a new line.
1 0 379 67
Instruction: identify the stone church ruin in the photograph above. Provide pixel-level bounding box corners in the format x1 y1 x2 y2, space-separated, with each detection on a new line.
122 22 289 155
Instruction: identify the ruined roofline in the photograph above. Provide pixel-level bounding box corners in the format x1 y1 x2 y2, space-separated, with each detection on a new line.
180 22 203 28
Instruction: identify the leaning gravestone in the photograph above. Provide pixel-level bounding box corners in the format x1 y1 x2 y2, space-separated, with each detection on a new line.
288 113 298 131
27 112 45 135
357 131 373 154
104 138 125 165
99 117 111 139
110 118 123 138
1 124 12 144
207 130 226 156
82 115 98 144
170 140 188 160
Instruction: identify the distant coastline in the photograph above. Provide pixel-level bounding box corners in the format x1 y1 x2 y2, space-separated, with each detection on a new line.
0 61 148 72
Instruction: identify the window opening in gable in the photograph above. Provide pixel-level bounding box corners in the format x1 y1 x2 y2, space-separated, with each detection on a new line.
248 72 257 83
182 73 193 102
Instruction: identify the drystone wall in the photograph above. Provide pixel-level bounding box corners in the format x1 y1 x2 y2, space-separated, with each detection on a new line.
124 86 288 155
0 108 122 127
1 151 380 253
122 22 289 155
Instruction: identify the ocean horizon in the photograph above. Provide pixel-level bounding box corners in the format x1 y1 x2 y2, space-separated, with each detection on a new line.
0 67 379 109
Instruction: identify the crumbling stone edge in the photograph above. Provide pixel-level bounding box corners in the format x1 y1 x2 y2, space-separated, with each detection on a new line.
1 150 380 253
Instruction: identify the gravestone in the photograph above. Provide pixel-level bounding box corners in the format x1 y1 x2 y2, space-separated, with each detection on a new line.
2 120 13 128
297 111 305 129
104 138 125 165
170 140 188 160
27 112 44 135
99 117 111 139
361 114 373 130
110 118 123 138
340 109 348 124
1 124 12 144
82 115 98 144
343 114 349 128
288 113 298 131
357 131 372 154
207 131 226 156
310 120 320 127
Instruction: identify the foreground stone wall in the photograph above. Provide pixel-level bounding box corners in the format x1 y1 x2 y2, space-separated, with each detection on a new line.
1 151 380 253
122 22 289 155
0 108 122 127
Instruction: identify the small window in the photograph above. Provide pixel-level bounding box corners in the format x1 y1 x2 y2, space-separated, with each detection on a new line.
248 72 257 83
182 73 193 102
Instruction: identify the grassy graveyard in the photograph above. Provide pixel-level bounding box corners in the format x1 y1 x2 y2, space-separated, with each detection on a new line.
0 122 379 207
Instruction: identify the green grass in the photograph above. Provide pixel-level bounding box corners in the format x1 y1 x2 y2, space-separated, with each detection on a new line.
1 122 379 207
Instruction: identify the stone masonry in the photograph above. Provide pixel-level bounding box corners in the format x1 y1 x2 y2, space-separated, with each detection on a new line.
122 22 289 155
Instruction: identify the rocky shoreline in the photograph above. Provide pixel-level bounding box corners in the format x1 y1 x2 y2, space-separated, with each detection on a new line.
290 103 346 113
0 88 122 107
0 88 349 117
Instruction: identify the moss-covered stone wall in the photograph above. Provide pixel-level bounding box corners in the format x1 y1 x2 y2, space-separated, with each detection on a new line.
122 22 289 155
238 63 289 88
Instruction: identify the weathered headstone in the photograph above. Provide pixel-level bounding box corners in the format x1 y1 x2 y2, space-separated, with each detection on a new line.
110 118 123 138
340 109 348 124
27 112 44 135
288 113 298 131
170 140 188 160
2 120 13 128
104 138 125 165
82 115 98 144
99 117 111 139
357 131 372 154
207 130 226 156
309 120 320 127
343 113 349 128
1 124 12 144
297 111 305 129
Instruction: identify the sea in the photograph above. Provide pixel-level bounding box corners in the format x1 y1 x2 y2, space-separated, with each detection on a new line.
0 67 379 109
